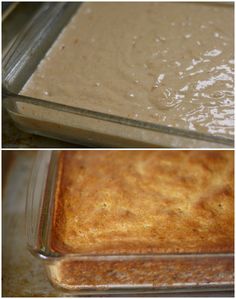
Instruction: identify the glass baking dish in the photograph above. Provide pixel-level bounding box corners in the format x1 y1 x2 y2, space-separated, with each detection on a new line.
3 2 234 148
25 150 234 295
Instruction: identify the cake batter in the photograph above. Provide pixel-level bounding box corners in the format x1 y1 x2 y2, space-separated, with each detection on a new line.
20 2 234 138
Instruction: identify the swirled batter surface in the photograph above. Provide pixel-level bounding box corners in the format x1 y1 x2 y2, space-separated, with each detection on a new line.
20 3 234 138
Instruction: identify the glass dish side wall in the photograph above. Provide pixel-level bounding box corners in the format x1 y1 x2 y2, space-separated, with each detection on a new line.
44 254 233 294
3 3 79 93
4 94 233 148
26 150 52 254
3 4 234 148
26 151 234 294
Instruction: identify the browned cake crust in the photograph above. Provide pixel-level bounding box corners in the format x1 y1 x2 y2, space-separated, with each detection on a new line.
48 256 233 289
51 150 234 255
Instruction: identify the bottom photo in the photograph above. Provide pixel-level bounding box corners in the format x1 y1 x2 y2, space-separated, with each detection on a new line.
2 150 234 297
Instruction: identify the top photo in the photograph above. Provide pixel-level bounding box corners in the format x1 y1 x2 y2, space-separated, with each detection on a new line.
2 2 234 148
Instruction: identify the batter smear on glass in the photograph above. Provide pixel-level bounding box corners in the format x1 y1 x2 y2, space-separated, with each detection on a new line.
20 3 234 138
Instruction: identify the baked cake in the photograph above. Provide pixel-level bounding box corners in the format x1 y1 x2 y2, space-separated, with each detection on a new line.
51 150 234 254
47 150 234 290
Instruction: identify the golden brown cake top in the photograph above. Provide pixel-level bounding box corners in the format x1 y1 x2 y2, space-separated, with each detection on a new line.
51 150 234 254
